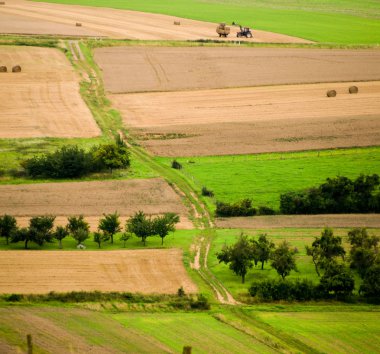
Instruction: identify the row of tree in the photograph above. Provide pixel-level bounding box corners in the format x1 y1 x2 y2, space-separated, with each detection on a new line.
280 174 380 214
22 136 130 178
0 211 179 249
217 228 379 300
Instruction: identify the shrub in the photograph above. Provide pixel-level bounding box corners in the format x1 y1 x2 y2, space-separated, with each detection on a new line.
171 160 182 170
6 293 23 302
201 186 214 197
190 294 210 310
216 199 257 217
258 206 276 215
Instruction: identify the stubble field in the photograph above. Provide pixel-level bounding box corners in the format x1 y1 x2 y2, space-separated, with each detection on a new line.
0 46 100 138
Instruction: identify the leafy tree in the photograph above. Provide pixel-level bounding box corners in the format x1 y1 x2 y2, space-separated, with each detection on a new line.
11 227 33 249
73 228 89 245
251 233 275 270
126 211 152 246
305 227 345 276
98 212 121 244
270 241 298 280
359 263 380 299
28 215 55 246
216 234 255 283
348 228 379 278
93 231 109 248
93 143 130 173
319 263 355 298
0 214 17 245
120 232 132 248
152 213 179 245
54 226 69 249
67 215 90 234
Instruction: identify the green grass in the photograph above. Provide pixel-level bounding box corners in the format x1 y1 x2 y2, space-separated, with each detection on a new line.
33 0 380 44
209 228 380 301
157 147 380 211
254 311 380 354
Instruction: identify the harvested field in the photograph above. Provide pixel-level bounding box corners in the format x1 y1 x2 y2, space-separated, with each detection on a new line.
111 81 380 156
96 47 380 93
0 46 100 138
216 214 380 229
0 249 197 294
0 178 192 229
0 0 310 42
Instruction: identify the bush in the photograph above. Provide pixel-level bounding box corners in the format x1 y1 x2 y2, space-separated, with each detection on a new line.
258 206 276 215
319 264 355 299
171 160 182 170
249 279 320 301
359 264 380 300
216 199 257 217
6 293 23 302
201 186 214 197
190 294 210 310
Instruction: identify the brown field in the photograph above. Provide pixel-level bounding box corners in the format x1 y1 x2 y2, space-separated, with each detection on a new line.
0 178 192 229
0 249 197 294
111 81 380 156
216 214 380 229
0 46 100 138
0 0 310 42
96 47 380 93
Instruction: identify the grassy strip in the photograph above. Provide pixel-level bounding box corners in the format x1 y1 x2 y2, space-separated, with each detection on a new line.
158 147 380 211
32 0 380 44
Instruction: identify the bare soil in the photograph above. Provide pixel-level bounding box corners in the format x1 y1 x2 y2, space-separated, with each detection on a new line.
0 178 192 229
111 81 380 156
216 214 380 229
96 47 380 93
0 249 197 294
0 0 310 42
0 46 100 138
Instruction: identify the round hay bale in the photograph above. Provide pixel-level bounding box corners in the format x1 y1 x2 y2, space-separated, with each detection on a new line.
174 21 181 25
76 22 82 27
0 66 7 73
349 85 358 94
326 90 336 97
12 65 21 73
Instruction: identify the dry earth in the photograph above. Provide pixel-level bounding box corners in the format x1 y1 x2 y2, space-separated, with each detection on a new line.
216 214 380 229
111 81 380 156
0 249 197 294
0 46 100 138
0 178 192 229
0 0 310 42
96 47 380 93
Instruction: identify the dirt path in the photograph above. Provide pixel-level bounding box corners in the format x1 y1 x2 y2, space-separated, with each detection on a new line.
0 0 311 42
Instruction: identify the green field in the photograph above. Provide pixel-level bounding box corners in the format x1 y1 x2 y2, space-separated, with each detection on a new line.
34 0 380 44
209 228 380 300
158 147 380 210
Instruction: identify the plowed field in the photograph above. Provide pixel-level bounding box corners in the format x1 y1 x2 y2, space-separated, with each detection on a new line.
0 46 100 138
96 47 380 93
111 81 380 156
0 249 197 294
0 0 310 42
0 178 192 229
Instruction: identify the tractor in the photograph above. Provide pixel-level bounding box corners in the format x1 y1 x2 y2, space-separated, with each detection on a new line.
236 25 253 38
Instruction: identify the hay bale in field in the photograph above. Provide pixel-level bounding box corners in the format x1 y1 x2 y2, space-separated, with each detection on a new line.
0 66 7 73
12 65 21 73
174 21 181 25
76 22 82 27
326 90 336 97
349 85 358 94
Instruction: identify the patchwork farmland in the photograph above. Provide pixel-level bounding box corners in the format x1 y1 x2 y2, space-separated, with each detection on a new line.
0 0 380 352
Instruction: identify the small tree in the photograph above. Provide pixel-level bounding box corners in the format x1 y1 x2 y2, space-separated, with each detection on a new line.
270 241 298 280
305 227 345 277
67 215 90 235
216 234 255 283
54 226 69 249
11 227 32 249
320 262 355 298
360 263 380 298
152 213 180 245
98 212 121 244
73 228 89 246
348 228 379 278
28 215 55 246
126 211 152 246
0 214 18 245
251 233 275 270
93 231 109 248
93 143 130 173
120 232 132 248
